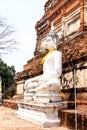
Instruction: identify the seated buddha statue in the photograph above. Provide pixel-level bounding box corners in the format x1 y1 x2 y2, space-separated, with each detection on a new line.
24 23 64 103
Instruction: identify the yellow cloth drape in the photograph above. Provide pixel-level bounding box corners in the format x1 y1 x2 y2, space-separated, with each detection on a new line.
41 50 65 100
59 90 65 100
0 85 2 88
41 50 56 65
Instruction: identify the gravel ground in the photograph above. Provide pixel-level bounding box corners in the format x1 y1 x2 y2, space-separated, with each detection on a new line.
0 106 69 130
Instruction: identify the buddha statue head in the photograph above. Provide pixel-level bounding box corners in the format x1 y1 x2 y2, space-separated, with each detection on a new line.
46 22 58 51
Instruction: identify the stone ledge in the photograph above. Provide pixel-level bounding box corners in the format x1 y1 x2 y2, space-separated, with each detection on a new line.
16 100 67 127
3 99 18 110
59 109 87 130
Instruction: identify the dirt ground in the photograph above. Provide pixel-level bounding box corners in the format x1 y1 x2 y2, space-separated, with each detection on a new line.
0 105 69 130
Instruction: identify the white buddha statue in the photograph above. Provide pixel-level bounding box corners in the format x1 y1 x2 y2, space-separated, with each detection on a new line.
24 23 64 103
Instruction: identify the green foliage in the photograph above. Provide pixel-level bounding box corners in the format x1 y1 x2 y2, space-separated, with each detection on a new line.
0 59 16 97
5 87 16 99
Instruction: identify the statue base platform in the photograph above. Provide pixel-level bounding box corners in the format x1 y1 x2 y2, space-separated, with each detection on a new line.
16 100 67 127
24 93 62 103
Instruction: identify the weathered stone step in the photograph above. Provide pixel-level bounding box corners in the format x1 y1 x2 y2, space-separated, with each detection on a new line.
67 100 87 109
3 99 18 110
59 109 87 130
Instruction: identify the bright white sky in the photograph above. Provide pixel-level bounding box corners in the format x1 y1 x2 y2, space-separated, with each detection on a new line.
0 0 47 72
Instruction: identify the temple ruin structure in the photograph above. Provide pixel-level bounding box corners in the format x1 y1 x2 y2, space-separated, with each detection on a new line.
15 0 87 128
16 0 87 99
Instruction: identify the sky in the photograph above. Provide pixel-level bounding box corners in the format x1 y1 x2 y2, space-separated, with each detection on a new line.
0 0 47 72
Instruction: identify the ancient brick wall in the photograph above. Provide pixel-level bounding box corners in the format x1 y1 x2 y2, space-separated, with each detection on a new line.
16 32 87 81
15 0 87 96
15 34 87 101
58 32 87 66
16 54 44 81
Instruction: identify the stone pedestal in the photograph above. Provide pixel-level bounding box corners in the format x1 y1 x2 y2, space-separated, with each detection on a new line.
16 100 67 127
24 92 62 103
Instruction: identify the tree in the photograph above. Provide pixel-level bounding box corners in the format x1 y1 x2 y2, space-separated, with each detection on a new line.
0 16 17 98
0 17 17 57
0 59 16 98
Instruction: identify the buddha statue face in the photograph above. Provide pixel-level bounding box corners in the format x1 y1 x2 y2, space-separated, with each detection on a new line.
46 35 57 51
